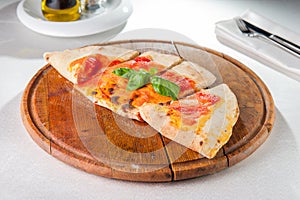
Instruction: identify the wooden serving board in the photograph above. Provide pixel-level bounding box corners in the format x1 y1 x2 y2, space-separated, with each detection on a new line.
21 40 275 182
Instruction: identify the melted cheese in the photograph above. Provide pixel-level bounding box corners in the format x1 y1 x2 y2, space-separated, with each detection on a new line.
131 84 172 107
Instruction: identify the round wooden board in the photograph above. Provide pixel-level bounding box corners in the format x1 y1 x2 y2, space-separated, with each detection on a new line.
21 40 275 182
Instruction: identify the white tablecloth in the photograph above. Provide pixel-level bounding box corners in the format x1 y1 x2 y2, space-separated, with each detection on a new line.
1 0 300 199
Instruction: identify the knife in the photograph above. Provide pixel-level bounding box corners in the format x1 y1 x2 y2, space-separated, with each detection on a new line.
242 20 300 57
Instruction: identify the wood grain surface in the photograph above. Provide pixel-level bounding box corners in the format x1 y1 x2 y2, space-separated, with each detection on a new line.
21 40 275 182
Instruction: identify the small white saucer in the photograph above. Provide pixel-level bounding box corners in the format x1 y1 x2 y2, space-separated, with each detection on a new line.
16 0 133 37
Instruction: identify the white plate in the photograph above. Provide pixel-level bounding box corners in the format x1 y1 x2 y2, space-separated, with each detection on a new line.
16 0 133 37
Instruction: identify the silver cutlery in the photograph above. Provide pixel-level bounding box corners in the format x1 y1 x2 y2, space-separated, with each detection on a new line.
235 17 300 58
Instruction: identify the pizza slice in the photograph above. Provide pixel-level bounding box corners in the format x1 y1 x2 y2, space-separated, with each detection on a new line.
139 84 239 159
43 45 140 85
43 45 141 103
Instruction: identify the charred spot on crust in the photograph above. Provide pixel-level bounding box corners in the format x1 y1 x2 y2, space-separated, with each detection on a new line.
166 109 176 116
111 96 120 105
108 88 114 94
131 94 139 100
199 141 203 146
128 99 134 104
91 91 98 95
121 103 134 112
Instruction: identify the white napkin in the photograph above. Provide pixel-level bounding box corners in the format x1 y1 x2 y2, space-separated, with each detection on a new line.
215 10 300 82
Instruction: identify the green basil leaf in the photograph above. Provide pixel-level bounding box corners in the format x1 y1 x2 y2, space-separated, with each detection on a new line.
112 68 134 78
151 76 180 100
112 67 179 99
126 70 151 90
138 68 149 74
149 68 158 75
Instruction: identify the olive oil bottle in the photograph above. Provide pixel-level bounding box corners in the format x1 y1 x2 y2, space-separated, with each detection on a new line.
41 0 81 22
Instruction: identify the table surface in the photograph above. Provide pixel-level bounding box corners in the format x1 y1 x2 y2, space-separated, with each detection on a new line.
1 0 299 199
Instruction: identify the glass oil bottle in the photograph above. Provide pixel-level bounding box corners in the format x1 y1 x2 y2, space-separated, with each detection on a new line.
41 0 81 22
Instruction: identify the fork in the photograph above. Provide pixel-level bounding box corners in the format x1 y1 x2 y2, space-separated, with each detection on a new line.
235 17 300 57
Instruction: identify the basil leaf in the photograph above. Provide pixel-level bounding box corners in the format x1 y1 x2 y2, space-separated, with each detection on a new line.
151 76 180 100
113 67 179 100
113 68 134 78
127 70 151 90
149 68 158 75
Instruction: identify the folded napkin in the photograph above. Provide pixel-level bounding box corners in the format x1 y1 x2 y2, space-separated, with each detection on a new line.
215 10 300 82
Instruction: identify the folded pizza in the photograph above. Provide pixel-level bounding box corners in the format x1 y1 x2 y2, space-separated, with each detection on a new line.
139 84 239 158
44 46 216 121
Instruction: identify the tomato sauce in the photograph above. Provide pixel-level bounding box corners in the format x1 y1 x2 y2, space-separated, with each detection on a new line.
168 91 220 127
130 85 172 107
69 54 110 87
160 70 196 96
